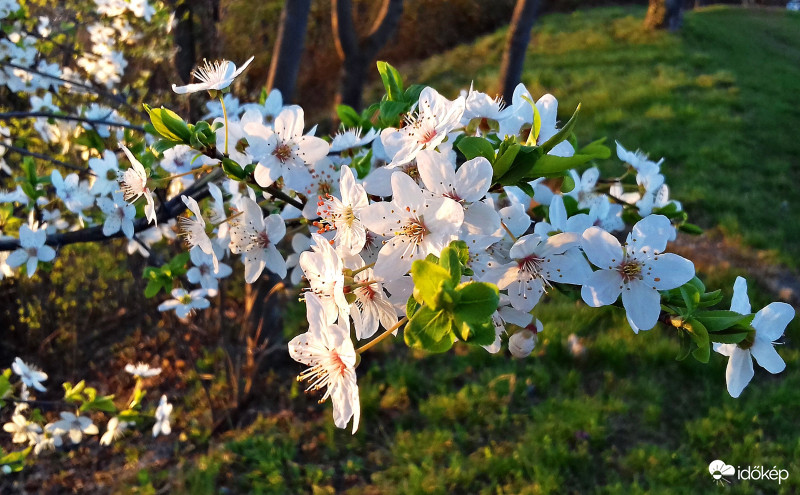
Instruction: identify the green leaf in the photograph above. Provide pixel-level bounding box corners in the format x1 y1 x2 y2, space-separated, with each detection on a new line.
222 157 246 180
352 149 373 179
699 289 723 308
403 84 425 104
708 327 750 344
495 145 543 185
695 310 753 332
454 282 499 323
454 317 496 346
404 306 454 353
159 107 192 142
529 153 596 177
411 259 453 309
438 245 462 287
577 137 611 159
144 104 183 142
679 223 704 235
539 103 580 154
679 284 700 314
379 100 408 127
457 136 495 162
377 61 404 102
406 296 420 319
152 139 178 155
80 394 117 413
63 380 86 402
492 142 520 180
685 318 710 363
336 104 362 128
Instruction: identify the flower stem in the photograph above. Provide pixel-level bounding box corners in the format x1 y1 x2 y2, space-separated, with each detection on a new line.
219 94 229 155
349 262 376 277
500 220 518 243
356 316 408 354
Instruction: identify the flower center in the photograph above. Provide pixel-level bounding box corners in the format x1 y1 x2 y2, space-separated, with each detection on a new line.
254 230 270 248
398 217 428 244
273 143 293 163
341 206 356 228
517 254 543 275
26 247 38 257
180 294 193 304
617 258 643 282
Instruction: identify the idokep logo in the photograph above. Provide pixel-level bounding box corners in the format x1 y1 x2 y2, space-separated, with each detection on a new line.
708 459 790 485
709 460 735 484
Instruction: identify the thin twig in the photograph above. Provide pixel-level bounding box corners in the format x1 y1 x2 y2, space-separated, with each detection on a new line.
0 111 145 132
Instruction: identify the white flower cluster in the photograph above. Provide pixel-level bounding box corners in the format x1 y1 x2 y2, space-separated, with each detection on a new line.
1 357 171 466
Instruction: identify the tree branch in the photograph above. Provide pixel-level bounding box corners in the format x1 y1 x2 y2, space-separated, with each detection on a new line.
0 62 146 118
0 169 224 252
0 112 145 132
4 144 95 176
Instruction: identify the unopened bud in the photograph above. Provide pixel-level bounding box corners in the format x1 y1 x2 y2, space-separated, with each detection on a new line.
509 329 536 358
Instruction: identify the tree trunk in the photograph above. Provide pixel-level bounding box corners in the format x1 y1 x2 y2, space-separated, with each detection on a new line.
498 0 541 105
267 0 312 102
644 0 684 31
332 0 405 111
171 1 196 83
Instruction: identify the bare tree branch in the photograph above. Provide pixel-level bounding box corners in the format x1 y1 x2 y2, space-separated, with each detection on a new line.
0 112 145 132
4 144 95 176
0 169 224 251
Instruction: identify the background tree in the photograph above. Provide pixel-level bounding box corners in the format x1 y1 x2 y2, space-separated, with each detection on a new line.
332 0 404 110
266 0 313 101
499 0 541 103
644 0 684 31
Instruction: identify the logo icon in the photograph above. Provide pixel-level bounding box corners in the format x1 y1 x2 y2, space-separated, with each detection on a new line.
709 459 735 484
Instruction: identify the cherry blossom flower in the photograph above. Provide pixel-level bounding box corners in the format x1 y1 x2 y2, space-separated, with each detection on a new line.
509 325 541 358
100 417 129 446
88 150 120 196
487 233 591 312
329 127 379 154
497 84 574 157
153 395 172 437
299 233 349 325
316 166 369 256
51 170 94 217
172 56 254 94
714 277 795 398
580 215 695 332
6 224 56 277
187 244 232 291
349 265 397 341
360 172 463 280
11 357 47 392
244 106 329 192
416 150 498 235
3 414 42 444
179 195 217 271
46 412 99 444
158 288 216 319
533 194 592 238
229 197 287 282
380 86 465 166
124 362 162 378
288 293 360 433
119 144 156 225
97 190 136 239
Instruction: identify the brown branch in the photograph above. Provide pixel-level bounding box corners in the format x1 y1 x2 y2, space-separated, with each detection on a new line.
4 144 95 176
0 112 145 132
331 0 359 60
0 169 224 252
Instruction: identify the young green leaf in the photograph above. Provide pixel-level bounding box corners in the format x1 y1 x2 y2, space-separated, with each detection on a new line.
411 259 453 309
453 282 499 323
404 306 454 353
456 136 495 162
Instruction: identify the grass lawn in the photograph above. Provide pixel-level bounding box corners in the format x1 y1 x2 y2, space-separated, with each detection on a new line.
124 6 800 494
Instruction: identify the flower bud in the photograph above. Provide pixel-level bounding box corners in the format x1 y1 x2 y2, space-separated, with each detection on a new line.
509 329 536 358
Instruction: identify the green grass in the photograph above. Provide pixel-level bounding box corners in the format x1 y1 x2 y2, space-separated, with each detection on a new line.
165 6 800 494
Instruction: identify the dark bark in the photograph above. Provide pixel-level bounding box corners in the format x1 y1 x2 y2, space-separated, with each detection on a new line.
644 0 684 31
267 0 313 102
499 0 541 105
172 1 196 83
332 0 405 111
